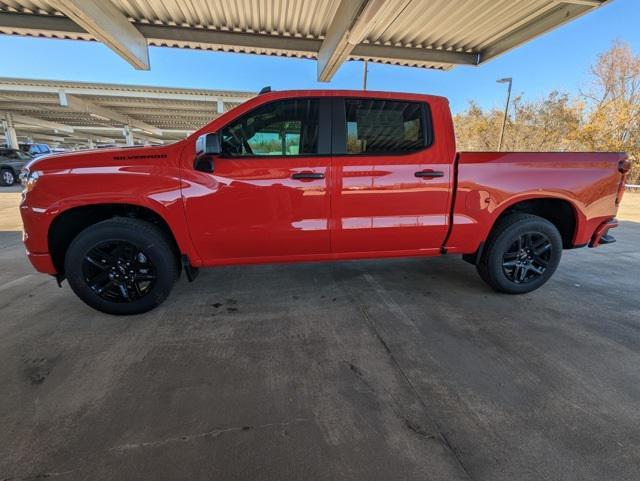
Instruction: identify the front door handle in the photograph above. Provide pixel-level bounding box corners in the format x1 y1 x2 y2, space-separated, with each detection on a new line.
415 170 444 178
291 172 325 180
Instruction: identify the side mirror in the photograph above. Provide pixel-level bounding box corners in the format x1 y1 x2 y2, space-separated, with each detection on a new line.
194 133 221 173
195 132 221 156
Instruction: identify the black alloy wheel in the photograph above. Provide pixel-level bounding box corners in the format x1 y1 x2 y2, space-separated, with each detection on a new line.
65 217 177 315
83 240 157 302
501 232 552 284
476 213 563 294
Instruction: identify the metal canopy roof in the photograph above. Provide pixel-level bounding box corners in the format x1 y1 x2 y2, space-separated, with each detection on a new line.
0 0 610 81
0 77 254 148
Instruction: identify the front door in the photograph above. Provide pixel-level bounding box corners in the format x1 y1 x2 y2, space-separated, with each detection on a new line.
183 98 332 263
330 97 452 254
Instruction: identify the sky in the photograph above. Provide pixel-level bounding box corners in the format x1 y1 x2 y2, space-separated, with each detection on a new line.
0 0 638 114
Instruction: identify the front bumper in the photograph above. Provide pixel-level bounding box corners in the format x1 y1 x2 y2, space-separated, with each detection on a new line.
589 218 618 248
26 249 57 274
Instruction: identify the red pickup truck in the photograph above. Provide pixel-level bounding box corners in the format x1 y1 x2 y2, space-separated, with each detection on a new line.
20 89 630 315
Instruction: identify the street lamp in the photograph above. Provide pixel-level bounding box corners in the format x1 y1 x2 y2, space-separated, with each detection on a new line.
497 77 513 152
362 60 369 90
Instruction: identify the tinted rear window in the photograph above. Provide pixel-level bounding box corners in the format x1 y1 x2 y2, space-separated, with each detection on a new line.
345 99 425 154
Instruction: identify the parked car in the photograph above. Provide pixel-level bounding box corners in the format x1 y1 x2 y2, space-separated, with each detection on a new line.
19 89 630 315
21 143 52 158
0 148 31 186
1 143 52 158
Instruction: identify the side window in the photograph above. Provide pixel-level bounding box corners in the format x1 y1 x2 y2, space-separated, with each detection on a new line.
221 99 319 156
39 145 50 154
345 99 425 154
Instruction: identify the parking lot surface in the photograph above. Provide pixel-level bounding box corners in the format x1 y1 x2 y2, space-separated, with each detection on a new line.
1 189 639 481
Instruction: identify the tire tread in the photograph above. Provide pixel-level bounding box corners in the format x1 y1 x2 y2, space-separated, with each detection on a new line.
477 213 561 294
64 217 177 315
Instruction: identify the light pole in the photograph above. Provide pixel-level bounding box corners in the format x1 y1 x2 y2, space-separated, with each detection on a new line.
497 77 512 152
362 60 368 90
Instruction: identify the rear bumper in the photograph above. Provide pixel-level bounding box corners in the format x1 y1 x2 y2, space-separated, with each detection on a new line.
589 218 618 248
26 250 57 274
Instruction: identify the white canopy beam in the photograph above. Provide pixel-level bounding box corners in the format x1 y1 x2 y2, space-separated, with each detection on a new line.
0 13 480 73
0 77 251 103
0 2 610 78
7 112 74 133
70 132 117 144
2 114 19 149
59 92 162 136
557 1 603 5
317 0 414 82
16 132 66 143
50 0 150 70
317 0 368 82
479 2 595 62
123 125 134 146
132 132 164 145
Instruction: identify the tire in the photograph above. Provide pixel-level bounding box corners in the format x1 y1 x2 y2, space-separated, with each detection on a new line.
65 217 177 315
476 213 562 294
1 168 16 186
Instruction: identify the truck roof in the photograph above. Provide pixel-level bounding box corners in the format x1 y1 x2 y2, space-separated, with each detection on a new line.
255 89 449 104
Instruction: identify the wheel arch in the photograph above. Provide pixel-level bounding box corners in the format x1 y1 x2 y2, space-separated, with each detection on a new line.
48 202 183 275
0 165 17 181
490 196 581 249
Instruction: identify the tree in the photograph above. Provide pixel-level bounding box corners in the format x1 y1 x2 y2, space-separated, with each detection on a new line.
579 41 640 183
453 101 501 151
454 41 640 183
454 93 582 153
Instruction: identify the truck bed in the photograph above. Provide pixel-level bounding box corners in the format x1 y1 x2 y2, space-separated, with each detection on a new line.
445 152 628 253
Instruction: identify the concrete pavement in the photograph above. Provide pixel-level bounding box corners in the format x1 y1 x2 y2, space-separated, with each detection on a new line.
1 190 639 481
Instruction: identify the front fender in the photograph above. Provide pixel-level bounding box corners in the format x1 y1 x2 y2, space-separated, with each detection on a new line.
20 167 201 266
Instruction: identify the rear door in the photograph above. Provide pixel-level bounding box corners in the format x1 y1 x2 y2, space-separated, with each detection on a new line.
183 97 332 262
330 97 452 254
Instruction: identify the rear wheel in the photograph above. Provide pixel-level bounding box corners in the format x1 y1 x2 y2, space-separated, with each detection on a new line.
65 218 177 315
476 214 562 294
1 168 16 186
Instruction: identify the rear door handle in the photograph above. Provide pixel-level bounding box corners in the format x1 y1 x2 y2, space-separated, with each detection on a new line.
415 170 444 178
291 172 325 180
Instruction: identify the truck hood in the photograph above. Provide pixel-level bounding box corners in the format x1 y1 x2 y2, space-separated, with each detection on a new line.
26 144 181 172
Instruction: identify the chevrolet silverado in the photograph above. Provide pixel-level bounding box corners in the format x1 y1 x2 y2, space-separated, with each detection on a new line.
20 89 630 314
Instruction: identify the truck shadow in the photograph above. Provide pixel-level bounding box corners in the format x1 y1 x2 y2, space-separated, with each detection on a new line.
3 218 640 314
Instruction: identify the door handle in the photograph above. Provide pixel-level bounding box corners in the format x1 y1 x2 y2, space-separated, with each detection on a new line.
414 170 444 178
291 172 325 180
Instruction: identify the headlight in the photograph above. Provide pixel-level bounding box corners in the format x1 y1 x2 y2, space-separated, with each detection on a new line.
21 170 42 193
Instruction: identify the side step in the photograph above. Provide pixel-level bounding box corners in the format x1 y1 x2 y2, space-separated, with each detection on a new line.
598 234 616 245
589 218 618 247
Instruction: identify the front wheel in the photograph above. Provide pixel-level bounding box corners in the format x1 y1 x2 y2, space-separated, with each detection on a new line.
65 218 177 315
476 213 563 294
